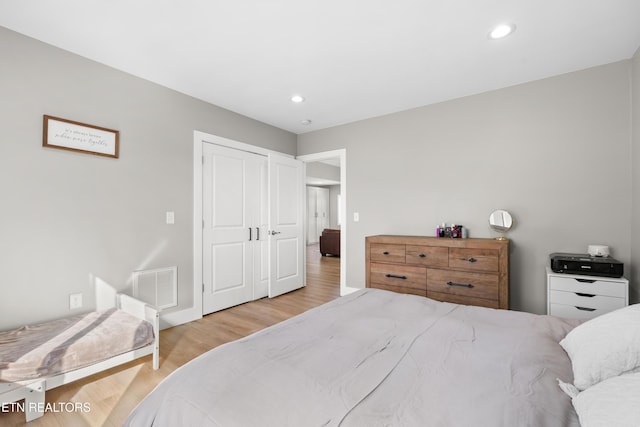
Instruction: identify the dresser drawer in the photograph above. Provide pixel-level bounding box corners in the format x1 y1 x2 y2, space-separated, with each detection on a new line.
448 248 499 272
370 243 406 264
406 245 448 267
370 263 427 294
427 269 499 301
549 302 623 320
548 290 626 312
548 276 627 298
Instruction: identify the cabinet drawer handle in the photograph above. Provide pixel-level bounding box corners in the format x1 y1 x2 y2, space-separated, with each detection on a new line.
467 258 477 263
419 253 426 258
386 274 407 280
575 306 596 312
575 292 596 298
447 281 474 289
383 251 390 255
575 278 596 283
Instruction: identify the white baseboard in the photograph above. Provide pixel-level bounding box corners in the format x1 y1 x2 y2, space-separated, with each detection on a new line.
159 306 202 330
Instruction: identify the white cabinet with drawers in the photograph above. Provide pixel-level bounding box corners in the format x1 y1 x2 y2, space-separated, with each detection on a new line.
546 267 628 320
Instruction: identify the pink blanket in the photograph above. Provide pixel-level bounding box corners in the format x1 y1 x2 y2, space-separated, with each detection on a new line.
0 308 154 382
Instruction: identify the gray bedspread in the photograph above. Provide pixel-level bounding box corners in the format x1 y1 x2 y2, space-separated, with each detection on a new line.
125 289 580 426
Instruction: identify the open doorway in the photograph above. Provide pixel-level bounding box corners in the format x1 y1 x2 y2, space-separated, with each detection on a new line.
297 150 350 296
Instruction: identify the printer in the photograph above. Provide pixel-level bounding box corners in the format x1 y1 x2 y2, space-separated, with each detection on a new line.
550 252 624 278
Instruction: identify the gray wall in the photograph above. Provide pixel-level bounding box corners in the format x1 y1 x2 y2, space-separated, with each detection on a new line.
632 47 640 304
0 27 296 330
298 60 634 314
306 161 341 182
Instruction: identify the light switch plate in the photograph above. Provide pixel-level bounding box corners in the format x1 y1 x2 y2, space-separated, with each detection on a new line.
166 211 175 224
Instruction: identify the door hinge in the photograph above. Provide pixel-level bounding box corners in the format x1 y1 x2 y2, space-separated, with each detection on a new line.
202 283 205 293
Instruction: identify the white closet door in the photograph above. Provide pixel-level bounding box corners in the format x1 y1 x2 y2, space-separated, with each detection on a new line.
316 187 329 234
202 143 265 314
307 187 318 244
268 154 305 298
306 186 329 244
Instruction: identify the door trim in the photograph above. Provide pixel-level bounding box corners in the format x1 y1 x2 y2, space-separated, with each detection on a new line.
297 149 356 296
193 130 297 317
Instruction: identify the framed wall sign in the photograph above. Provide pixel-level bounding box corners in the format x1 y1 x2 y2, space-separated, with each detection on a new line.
43 115 119 158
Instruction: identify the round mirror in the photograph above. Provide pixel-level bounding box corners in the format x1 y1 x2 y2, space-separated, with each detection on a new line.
489 210 513 240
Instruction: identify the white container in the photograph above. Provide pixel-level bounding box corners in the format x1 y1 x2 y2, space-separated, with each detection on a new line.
587 245 610 257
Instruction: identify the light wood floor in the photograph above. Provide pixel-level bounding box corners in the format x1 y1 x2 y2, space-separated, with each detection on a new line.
1 244 340 426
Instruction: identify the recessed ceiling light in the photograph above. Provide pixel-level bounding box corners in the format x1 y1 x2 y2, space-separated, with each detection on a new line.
301 119 312 125
489 23 516 40
291 95 305 103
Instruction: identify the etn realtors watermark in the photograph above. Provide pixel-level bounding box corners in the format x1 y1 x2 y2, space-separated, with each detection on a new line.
1 401 91 414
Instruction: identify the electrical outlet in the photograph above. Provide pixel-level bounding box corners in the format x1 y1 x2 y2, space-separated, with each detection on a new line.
69 293 83 310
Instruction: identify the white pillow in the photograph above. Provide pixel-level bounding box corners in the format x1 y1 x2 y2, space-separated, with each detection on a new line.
571 372 640 427
559 303 640 390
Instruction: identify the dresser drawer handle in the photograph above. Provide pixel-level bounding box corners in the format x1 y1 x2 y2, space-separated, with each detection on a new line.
383 251 390 255
575 306 596 312
575 292 596 298
419 253 426 258
386 274 407 280
575 278 596 283
467 258 477 263
447 281 474 289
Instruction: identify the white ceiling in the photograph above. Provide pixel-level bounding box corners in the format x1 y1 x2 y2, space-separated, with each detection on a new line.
1 1 639 134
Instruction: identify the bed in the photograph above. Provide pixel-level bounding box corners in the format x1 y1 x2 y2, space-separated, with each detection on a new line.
125 288 640 426
0 282 159 422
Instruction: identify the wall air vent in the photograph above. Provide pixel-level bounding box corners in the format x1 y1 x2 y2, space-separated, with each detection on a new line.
132 266 178 310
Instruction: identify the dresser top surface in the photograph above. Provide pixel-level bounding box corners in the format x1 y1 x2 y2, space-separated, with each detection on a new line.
366 235 509 249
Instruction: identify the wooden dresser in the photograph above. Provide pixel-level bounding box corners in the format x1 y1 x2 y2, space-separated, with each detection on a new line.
366 235 509 309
